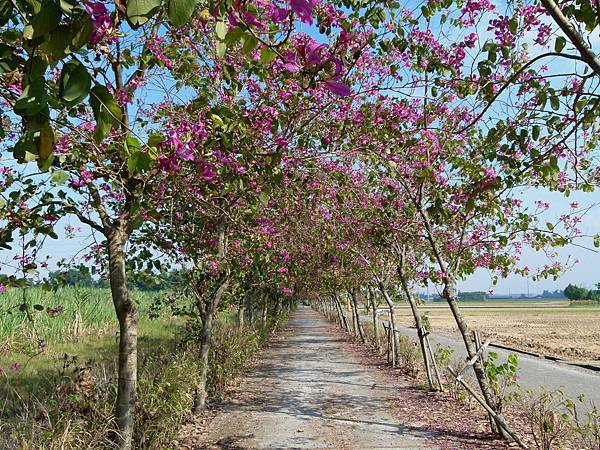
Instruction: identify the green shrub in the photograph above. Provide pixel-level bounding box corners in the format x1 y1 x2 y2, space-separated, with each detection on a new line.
135 348 200 449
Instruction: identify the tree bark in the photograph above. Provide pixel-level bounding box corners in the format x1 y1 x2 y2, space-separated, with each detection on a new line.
246 293 254 326
192 275 231 414
193 221 230 415
368 286 379 350
261 297 268 325
108 229 138 450
349 288 366 343
397 262 434 390
418 202 506 436
378 282 397 367
441 279 507 438
333 293 349 331
237 303 245 330
540 0 600 76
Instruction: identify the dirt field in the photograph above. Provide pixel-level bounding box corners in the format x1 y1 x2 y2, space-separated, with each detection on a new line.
393 300 600 362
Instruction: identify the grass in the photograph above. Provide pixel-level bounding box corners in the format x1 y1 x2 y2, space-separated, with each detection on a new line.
0 287 164 351
1 287 177 412
0 286 287 449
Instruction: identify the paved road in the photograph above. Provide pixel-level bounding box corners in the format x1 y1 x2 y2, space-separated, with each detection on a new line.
196 307 435 449
391 323 600 407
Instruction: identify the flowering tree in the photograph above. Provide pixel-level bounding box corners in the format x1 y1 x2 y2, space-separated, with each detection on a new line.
1 0 364 446
1 0 598 447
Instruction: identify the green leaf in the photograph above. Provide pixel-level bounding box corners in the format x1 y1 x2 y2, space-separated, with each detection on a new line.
37 25 71 62
0 1 13 27
125 136 141 152
59 60 91 104
215 21 227 40
89 85 122 143
70 13 93 51
550 95 560 111
224 27 244 46
554 36 566 52
51 170 69 185
532 125 540 140
60 0 78 14
260 47 277 65
13 132 35 161
127 0 161 27
24 55 48 80
242 35 258 54
147 133 164 147
23 2 61 39
593 234 600 248
546 222 554 231
128 150 151 173
167 0 196 27
14 77 48 116
33 304 44 311
259 191 269 205
37 122 55 160
216 40 226 58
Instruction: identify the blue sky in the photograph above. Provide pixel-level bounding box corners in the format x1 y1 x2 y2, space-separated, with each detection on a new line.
458 188 600 293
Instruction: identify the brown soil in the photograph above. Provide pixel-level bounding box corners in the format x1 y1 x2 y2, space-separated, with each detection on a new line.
394 307 600 362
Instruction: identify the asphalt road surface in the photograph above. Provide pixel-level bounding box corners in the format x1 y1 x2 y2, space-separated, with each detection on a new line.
392 323 600 408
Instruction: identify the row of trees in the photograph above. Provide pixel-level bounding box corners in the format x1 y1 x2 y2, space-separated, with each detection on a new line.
1 0 599 447
46 268 184 290
564 283 600 300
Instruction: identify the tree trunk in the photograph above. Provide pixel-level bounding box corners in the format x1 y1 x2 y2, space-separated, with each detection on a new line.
350 288 366 343
418 203 506 436
237 303 245 330
108 230 138 450
246 293 254 326
345 291 357 335
378 283 397 367
261 298 268 325
442 279 507 438
193 220 230 415
334 294 349 331
192 293 216 415
398 267 434 390
274 297 282 318
192 276 230 414
368 286 379 350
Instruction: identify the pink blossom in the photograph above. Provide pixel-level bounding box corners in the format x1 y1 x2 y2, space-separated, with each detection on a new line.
290 0 315 25
85 2 113 44
324 80 352 97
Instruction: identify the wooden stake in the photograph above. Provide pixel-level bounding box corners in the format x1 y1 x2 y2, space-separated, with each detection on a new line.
447 367 528 449
424 332 444 392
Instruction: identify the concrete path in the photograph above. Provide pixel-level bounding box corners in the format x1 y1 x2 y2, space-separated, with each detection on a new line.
196 307 435 449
